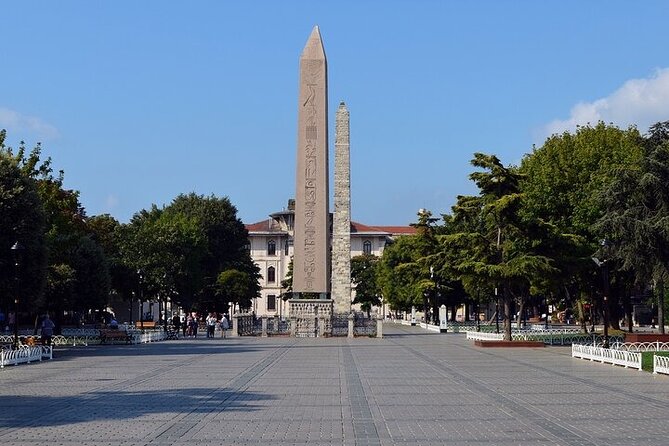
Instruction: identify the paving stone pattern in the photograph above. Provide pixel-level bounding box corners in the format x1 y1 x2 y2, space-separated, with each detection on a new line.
1 324 669 445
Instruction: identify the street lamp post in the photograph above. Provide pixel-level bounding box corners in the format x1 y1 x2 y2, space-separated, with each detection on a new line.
495 287 500 334
10 242 25 350
592 240 610 349
137 269 144 330
601 261 610 349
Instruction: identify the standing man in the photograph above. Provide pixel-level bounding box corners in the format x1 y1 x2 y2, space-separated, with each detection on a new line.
220 314 229 339
206 313 216 338
41 314 55 346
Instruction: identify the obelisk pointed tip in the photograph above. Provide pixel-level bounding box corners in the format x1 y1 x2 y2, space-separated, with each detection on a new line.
302 25 326 59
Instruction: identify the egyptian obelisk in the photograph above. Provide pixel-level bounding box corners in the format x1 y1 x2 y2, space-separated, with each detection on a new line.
332 102 351 312
293 26 330 297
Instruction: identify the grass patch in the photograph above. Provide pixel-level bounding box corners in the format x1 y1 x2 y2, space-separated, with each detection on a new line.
641 351 669 372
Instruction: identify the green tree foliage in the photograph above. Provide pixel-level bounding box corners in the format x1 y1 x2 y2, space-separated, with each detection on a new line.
351 254 381 316
444 153 557 339
122 194 259 313
216 269 255 311
520 122 645 330
122 206 206 311
597 121 669 332
0 131 47 311
165 193 260 307
377 210 440 314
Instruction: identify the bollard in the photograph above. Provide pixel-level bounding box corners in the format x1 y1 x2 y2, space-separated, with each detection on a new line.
376 315 383 338
261 317 268 337
231 314 239 337
411 306 417 326
348 313 355 338
439 305 448 333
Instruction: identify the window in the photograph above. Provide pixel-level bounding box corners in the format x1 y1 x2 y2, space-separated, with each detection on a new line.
284 239 289 255
244 241 251 253
267 266 276 283
267 295 276 311
268 240 276 256
363 240 372 255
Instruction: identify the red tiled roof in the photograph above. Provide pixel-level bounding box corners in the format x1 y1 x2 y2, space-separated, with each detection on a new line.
374 225 417 235
245 220 272 232
246 218 415 236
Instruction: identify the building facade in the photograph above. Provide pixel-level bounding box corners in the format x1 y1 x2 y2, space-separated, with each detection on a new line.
245 199 415 317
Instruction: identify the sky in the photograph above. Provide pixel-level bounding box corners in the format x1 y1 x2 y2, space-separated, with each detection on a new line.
3 1 669 227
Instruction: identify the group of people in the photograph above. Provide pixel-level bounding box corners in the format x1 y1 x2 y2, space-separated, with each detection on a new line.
172 313 229 338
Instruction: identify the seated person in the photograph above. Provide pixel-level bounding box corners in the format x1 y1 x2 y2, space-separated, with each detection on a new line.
109 318 119 329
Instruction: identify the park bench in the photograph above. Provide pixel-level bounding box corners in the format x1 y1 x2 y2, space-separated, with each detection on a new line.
136 321 157 329
99 329 132 344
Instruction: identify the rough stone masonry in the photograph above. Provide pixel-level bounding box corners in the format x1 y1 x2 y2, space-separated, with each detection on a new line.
332 101 351 313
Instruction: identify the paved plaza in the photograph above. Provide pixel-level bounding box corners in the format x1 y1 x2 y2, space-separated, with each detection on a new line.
2 323 669 446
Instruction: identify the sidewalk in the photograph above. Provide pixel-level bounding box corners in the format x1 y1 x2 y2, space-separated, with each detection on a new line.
1 323 667 445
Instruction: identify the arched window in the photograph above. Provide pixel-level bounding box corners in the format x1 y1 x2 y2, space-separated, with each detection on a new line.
267 266 276 283
268 240 276 256
363 240 372 255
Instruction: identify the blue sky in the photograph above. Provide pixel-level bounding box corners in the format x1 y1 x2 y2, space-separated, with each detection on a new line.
3 1 669 226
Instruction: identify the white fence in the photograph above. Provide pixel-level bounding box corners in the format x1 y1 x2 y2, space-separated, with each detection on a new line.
571 344 642 370
611 342 669 352
654 355 669 375
466 331 504 341
1 346 52 368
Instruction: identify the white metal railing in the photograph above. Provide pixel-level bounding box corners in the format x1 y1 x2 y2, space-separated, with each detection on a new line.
137 331 167 343
611 342 669 352
419 322 440 332
1 345 52 368
466 331 504 341
654 355 669 375
61 328 101 337
571 344 642 370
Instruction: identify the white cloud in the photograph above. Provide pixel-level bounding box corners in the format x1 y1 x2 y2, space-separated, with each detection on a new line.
0 107 60 140
541 68 669 139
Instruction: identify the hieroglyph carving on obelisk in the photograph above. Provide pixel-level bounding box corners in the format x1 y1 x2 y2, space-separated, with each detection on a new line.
293 26 330 295
332 102 351 312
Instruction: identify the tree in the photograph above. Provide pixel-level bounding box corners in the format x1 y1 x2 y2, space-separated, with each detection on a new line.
165 193 260 308
121 206 206 313
351 254 381 316
0 131 47 314
596 121 669 333
216 269 256 312
377 210 439 317
520 122 645 332
445 153 556 340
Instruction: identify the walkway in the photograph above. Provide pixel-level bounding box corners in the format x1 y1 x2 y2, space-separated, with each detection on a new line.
1 323 668 445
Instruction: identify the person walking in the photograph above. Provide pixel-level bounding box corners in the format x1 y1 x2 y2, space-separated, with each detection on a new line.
41 314 55 346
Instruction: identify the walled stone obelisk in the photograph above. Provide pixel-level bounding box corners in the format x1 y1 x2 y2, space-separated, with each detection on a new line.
293 26 330 297
332 102 351 313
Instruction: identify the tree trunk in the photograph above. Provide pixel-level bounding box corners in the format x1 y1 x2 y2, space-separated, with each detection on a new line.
516 298 525 329
503 293 512 341
658 280 665 334
576 300 587 334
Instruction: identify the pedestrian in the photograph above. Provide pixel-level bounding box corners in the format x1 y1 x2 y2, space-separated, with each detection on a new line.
206 313 216 338
41 314 55 346
220 314 229 338
181 314 188 337
189 314 199 338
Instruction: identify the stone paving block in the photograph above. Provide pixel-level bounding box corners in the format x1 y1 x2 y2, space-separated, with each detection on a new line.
3 325 669 445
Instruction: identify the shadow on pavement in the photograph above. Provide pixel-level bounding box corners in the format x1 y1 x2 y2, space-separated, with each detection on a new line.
0 387 276 428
